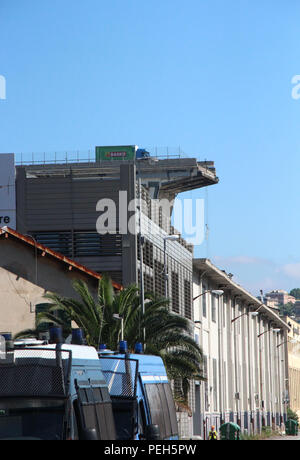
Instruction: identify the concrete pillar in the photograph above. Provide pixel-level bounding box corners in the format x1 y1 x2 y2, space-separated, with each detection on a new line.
120 163 138 286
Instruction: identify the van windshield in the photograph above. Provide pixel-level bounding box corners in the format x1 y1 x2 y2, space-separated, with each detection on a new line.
111 397 136 440
0 398 65 440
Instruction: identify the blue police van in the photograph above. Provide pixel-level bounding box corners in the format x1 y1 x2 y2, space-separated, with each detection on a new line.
0 330 116 440
0 331 179 441
99 343 179 441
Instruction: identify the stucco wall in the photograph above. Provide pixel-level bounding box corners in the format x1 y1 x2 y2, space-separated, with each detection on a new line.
0 267 45 335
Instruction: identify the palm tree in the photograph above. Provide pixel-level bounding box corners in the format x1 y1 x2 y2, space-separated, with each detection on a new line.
16 276 203 403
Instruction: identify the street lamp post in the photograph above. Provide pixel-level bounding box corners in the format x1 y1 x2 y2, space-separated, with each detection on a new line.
257 328 280 339
231 311 259 323
113 314 124 342
231 303 264 324
193 289 224 302
277 338 297 348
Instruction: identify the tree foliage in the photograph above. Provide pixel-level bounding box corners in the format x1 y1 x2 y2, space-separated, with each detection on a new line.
290 288 300 300
279 302 296 317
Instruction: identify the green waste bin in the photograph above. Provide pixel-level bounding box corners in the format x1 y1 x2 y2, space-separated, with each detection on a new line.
219 422 241 440
285 419 299 436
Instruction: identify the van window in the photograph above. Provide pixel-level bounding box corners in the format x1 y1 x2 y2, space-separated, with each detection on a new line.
0 398 65 440
138 400 147 439
144 383 178 439
72 400 79 440
111 397 137 440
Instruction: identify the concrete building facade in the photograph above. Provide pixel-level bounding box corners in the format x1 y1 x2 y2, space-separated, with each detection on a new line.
193 259 289 439
282 316 300 419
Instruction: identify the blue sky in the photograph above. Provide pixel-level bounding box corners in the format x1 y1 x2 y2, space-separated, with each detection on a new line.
0 0 300 295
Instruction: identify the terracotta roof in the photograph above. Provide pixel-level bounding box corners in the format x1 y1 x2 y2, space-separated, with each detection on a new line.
0 226 123 291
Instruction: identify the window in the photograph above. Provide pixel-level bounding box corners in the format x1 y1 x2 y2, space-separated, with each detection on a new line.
137 240 154 268
74 232 101 257
203 356 209 411
111 397 137 440
143 241 154 268
171 272 180 314
154 260 165 297
223 295 227 328
35 303 53 333
184 280 192 319
202 284 207 318
236 304 241 334
0 398 65 440
138 401 147 440
144 273 154 293
212 294 217 323
32 231 72 257
212 359 218 411
32 231 122 258
35 303 71 336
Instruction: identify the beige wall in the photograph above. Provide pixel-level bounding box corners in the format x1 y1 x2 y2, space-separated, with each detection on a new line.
0 267 45 336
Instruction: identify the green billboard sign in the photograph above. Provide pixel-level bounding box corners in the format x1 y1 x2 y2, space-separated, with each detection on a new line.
95 145 136 162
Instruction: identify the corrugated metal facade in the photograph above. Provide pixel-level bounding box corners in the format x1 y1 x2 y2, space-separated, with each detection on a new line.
16 163 193 323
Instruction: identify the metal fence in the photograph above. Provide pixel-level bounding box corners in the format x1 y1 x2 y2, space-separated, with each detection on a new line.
0 347 71 397
99 357 139 398
15 146 189 166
